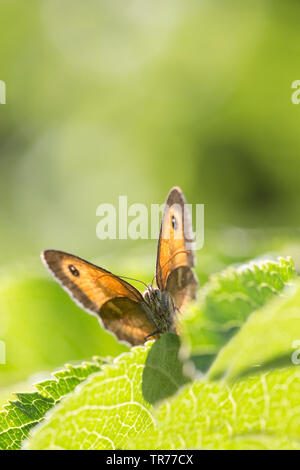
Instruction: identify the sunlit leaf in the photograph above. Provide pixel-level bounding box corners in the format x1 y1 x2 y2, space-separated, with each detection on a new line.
181 257 296 371
0 360 103 450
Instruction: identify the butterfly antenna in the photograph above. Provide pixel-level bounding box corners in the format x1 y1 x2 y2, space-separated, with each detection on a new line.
151 250 191 286
95 272 148 289
117 275 148 289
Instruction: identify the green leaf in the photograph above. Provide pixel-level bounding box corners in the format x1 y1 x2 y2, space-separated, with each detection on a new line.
25 344 155 450
0 360 103 450
142 333 190 405
208 280 300 381
181 257 296 371
6 257 300 450
131 366 300 450
25 334 190 450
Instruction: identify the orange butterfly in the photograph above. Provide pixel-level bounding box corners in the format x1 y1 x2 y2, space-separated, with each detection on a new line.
41 187 198 346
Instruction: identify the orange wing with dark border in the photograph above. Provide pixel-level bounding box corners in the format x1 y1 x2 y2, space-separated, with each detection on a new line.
155 187 198 310
42 250 156 345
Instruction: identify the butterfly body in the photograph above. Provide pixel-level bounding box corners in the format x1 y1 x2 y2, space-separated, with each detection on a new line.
42 187 198 346
143 285 176 336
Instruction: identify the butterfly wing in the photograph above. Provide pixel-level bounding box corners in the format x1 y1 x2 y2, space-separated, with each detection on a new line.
156 187 198 310
42 250 156 345
100 297 159 345
165 266 198 312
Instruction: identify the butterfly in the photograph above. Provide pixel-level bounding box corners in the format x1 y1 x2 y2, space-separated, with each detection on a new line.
41 186 198 346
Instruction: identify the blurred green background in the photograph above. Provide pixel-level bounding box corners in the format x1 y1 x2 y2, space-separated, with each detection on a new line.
1 0 300 395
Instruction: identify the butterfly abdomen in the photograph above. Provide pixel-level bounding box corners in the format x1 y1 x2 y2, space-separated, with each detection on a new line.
143 287 176 334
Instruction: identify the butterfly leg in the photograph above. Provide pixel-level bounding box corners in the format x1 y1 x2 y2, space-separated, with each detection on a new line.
144 330 160 342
